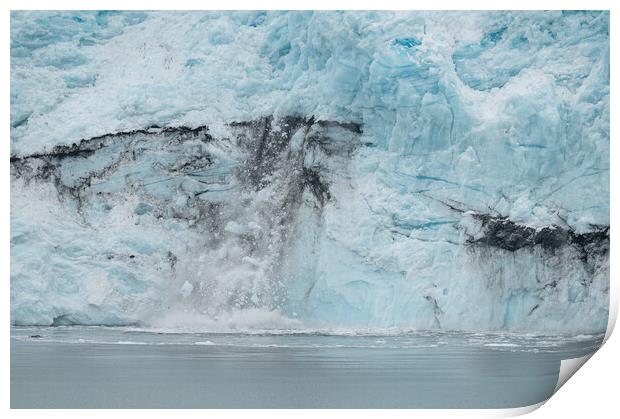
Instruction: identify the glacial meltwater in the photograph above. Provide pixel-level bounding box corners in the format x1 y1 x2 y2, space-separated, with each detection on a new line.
11 326 603 408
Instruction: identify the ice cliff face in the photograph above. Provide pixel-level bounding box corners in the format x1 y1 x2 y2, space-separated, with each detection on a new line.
10 11 609 333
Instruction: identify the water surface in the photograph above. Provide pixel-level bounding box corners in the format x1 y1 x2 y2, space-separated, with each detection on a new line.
11 326 603 408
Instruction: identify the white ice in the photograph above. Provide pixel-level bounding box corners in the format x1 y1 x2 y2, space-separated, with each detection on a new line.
10 11 609 333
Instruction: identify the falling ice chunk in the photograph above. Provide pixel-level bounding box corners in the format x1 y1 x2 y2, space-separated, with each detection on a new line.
224 221 248 235
179 281 193 298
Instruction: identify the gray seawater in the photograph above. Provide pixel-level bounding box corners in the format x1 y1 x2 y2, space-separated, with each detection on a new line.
10 326 603 408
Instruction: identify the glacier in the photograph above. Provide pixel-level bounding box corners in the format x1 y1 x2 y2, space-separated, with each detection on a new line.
10 11 609 333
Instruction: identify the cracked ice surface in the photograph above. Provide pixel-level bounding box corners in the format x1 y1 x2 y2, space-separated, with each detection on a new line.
10 11 609 333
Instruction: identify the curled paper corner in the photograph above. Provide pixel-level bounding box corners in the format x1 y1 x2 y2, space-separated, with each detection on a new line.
551 301 617 398
502 354 597 416
493 401 546 417
554 353 595 394
494 358 594 418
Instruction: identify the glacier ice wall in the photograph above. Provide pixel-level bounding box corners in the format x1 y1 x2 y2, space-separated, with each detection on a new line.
10 11 609 333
